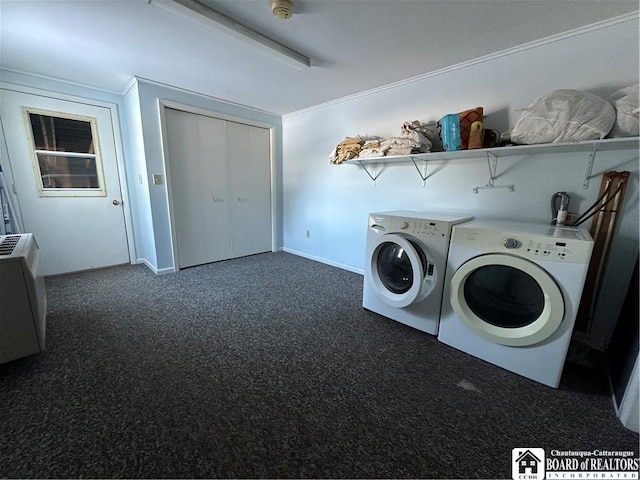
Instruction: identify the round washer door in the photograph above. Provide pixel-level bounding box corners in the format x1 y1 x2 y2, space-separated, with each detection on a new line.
449 253 564 346
367 233 432 308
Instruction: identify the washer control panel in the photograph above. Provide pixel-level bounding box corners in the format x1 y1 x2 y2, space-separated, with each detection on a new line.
369 212 473 239
397 218 447 237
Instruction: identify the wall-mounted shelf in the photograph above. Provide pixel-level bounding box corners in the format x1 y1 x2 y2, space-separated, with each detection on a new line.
339 137 640 191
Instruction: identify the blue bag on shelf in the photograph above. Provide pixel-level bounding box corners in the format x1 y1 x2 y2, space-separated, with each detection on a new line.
438 114 462 151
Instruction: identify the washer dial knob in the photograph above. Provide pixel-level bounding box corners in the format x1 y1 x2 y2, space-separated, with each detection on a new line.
398 220 409 229
503 237 519 249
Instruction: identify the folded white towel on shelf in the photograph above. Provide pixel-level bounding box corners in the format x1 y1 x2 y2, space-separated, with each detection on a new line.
359 148 388 158
381 137 416 149
386 147 415 156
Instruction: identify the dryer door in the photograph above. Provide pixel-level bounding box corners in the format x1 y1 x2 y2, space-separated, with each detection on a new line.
449 253 564 346
367 233 435 308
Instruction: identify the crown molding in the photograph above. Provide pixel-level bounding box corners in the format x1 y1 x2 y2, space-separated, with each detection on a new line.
284 11 639 118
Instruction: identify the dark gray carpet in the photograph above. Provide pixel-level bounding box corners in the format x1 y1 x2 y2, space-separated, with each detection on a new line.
0 252 637 479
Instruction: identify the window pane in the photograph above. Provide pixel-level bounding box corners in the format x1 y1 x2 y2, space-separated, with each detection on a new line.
29 113 94 153
37 154 99 189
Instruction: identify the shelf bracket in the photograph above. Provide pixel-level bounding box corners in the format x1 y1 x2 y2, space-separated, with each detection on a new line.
487 151 499 183
357 160 380 184
472 152 515 193
410 156 428 187
582 143 598 189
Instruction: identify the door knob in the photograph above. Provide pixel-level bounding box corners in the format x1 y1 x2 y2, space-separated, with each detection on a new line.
112 199 121 206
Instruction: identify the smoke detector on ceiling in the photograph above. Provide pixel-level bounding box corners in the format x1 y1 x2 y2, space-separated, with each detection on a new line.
272 0 294 19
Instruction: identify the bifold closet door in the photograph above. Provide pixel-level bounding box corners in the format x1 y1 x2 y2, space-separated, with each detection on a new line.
165 109 232 268
165 108 272 269
226 121 272 258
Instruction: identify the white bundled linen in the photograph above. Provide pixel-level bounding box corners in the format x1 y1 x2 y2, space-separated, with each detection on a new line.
359 149 388 158
511 89 615 144
359 139 389 158
400 120 434 152
608 84 639 138
381 137 418 149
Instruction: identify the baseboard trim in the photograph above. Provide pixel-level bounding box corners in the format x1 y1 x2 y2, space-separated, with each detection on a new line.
282 248 364 275
137 258 176 275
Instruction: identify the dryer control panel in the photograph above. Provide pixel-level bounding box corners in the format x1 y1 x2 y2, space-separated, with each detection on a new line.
498 235 586 260
451 222 594 264
521 236 590 262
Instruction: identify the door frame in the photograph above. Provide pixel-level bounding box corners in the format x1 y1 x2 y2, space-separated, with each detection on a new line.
158 99 277 270
0 82 137 266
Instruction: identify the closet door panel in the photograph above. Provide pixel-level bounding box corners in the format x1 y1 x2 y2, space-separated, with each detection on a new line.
166 109 208 268
196 114 232 262
166 109 231 268
246 125 272 254
226 121 272 258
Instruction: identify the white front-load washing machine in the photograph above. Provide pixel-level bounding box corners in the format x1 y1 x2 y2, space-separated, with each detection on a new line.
363 211 473 335
438 220 594 388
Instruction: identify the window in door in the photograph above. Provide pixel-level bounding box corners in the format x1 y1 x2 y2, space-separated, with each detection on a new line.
24 108 107 197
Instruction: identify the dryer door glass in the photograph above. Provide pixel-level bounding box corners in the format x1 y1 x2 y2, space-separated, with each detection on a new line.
463 265 544 328
449 253 565 346
376 240 427 294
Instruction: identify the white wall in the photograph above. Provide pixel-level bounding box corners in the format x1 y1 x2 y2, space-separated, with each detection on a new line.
282 16 639 344
123 80 157 269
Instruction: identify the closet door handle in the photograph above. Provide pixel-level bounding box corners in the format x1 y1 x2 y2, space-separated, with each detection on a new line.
237 197 245 202
213 197 224 202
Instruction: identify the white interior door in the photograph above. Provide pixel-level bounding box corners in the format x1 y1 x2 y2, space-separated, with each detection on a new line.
165 108 232 268
0 90 130 276
226 121 272 258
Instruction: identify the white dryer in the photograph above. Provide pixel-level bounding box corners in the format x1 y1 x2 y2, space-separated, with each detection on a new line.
438 220 594 388
363 211 473 335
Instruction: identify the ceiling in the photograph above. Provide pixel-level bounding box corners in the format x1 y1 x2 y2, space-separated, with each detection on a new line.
1 0 638 115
